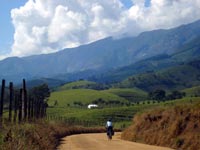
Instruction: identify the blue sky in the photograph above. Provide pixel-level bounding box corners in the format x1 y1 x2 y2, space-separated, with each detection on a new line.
122 0 134 8
122 0 151 8
0 0 200 60
0 0 27 56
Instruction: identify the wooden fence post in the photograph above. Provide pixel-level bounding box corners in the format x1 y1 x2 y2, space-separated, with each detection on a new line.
31 97 34 120
28 96 31 121
40 102 44 118
18 89 23 123
9 82 13 122
13 90 18 123
23 79 27 121
44 102 47 118
38 100 42 118
0 79 5 126
34 99 38 119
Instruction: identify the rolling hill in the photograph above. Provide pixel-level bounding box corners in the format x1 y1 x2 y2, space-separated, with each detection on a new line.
56 80 96 90
182 86 200 97
104 88 148 102
48 89 129 108
118 59 200 92
55 80 109 91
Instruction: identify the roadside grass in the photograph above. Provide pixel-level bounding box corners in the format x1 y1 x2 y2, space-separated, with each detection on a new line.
0 121 105 150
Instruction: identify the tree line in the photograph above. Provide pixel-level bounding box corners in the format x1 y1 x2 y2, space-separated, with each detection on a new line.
148 89 186 101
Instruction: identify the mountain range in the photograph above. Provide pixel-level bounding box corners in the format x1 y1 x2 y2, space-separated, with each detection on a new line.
90 34 200 83
1 19 200 84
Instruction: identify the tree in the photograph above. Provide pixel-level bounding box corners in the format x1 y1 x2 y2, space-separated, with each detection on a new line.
30 84 50 101
29 84 50 118
149 89 166 101
166 90 186 100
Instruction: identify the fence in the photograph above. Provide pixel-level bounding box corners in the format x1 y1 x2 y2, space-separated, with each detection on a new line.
0 79 47 126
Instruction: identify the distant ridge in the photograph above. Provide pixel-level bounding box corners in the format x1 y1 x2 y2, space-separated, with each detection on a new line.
0 19 200 83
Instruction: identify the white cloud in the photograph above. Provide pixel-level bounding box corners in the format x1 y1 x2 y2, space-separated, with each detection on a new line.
6 0 200 58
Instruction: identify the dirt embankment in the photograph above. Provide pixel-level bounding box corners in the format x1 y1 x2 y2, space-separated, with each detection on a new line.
121 102 200 150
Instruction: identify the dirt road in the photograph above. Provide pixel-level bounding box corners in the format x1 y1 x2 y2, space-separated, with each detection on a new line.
57 132 174 150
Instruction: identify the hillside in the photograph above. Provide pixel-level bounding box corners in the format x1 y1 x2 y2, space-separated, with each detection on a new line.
25 78 64 89
47 85 149 127
182 86 200 97
118 59 200 92
91 35 200 83
56 80 96 90
121 100 200 150
48 89 129 107
47 88 140 127
1 20 200 83
55 80 108 91
104 88 148 102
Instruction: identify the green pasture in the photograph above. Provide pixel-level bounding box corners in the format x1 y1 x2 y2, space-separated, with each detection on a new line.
47 82 200 129
104 88 148 102
48 89 129 107
182 86 200 97
47 105 150 128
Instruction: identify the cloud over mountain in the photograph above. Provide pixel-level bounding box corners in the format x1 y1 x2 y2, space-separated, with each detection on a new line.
9 0 200 57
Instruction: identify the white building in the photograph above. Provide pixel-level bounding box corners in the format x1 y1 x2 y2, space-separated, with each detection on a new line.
87 104 98 109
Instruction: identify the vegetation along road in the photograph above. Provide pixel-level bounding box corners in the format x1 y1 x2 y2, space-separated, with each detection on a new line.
57 133 173 150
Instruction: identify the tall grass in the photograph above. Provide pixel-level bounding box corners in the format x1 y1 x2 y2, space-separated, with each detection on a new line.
0 121 105 150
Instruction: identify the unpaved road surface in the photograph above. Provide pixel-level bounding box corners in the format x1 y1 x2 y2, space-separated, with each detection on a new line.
57 132 173 150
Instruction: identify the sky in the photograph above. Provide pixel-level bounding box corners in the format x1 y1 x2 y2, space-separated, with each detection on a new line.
0 0 200 60
0 0 27 58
